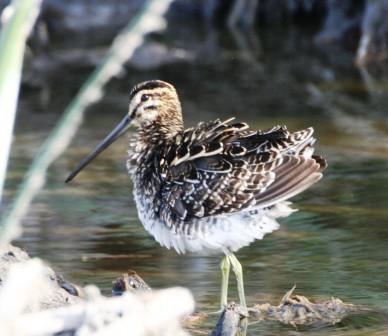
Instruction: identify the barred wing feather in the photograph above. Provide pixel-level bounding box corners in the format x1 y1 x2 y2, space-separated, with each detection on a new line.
160 119 326 222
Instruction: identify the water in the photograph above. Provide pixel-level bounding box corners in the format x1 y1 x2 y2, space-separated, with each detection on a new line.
4 25 388 334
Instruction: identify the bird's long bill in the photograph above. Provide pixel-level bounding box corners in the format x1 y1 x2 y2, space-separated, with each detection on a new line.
65 114 132 183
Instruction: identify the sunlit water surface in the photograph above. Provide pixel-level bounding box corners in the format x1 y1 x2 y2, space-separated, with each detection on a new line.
4 25 388 335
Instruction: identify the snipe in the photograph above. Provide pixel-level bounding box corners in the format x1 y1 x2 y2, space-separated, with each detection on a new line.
66 80 326 310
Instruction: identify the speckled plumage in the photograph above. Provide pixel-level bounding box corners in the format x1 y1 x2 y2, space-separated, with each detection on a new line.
125 81 326 254
66 80 327 308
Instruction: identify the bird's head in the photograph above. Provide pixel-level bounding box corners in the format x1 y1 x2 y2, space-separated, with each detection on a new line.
65 80 182 183
128 80 182 128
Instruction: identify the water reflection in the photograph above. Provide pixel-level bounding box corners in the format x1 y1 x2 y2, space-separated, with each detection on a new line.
4 24 388 334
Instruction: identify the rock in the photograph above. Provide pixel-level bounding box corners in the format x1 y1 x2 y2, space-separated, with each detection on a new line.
211 302 248 336
0 244 81 311
112 269 151 295
0 246 194 335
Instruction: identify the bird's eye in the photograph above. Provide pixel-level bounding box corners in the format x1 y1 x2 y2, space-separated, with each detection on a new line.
141 94 150 102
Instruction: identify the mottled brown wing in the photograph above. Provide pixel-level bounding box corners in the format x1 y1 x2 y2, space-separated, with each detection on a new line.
160 119 326 222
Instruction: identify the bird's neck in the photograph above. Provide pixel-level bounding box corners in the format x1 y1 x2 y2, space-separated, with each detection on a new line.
128 118 183 174
138 115 183 147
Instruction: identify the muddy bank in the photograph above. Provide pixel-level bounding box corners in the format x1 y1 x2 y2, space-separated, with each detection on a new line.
0 245 383 335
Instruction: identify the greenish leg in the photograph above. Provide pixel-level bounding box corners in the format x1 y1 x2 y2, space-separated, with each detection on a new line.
220 255 231 309
228 253 247 309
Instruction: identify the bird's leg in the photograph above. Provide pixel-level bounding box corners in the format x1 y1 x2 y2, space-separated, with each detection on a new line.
228 253 247 309
220 255 231 309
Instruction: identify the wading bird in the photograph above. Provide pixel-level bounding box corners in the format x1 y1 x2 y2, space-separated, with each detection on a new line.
66 80 326 310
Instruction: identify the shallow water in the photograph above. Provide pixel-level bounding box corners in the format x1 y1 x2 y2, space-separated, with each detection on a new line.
4 25 388 334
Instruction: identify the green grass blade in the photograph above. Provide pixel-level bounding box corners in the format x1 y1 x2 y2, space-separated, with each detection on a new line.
0 0 174 247
0 0 42 203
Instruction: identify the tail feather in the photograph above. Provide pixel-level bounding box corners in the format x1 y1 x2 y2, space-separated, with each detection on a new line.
253 155 324 209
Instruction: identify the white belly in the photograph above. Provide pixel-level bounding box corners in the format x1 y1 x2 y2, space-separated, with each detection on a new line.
133 188 295 254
